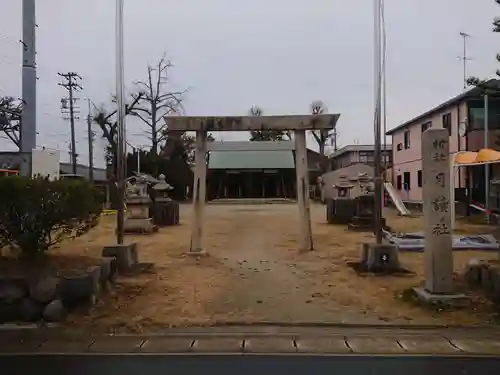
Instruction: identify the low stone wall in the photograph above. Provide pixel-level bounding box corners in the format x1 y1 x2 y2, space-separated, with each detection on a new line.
0 257 117 324
464 259 500 303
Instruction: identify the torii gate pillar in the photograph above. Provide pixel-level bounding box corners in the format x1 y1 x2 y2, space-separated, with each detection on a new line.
166 114 340 255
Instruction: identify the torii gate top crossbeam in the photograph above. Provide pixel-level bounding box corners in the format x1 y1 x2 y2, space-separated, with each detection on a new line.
165 114 340 131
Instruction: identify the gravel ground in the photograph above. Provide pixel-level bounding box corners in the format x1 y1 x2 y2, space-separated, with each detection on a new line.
7 202 498 333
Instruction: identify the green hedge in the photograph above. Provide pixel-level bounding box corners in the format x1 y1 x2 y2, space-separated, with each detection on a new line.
0 176 103 254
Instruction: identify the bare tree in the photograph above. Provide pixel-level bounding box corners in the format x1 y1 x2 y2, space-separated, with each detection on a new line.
310 100 337 172
248 105 291 141
0 96 22 149
93 93 143 174
130 55 186 154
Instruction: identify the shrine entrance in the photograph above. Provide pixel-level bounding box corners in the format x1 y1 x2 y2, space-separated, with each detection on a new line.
166 114 340 253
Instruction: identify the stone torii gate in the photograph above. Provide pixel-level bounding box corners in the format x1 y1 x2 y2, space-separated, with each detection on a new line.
166 114 340 254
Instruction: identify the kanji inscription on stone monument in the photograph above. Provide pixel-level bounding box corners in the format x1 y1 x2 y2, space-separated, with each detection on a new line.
422 128 454 294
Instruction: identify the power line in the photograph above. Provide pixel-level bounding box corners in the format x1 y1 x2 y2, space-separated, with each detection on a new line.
0 32 20 45
58 72 83 174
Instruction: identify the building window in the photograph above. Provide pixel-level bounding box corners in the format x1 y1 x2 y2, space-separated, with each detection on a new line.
403 171 411 191
396 174 402 190
421 121 432 133
469 107 485 130
417 170 422 188
403 131 410 149
397 143 403 151
442 113 452 136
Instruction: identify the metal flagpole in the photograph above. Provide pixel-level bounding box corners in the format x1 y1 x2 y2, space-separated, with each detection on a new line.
115 0 126 244
373 0 383 244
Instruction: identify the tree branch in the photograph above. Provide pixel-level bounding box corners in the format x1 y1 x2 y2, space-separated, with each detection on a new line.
132 111 153 127
311 130 321 145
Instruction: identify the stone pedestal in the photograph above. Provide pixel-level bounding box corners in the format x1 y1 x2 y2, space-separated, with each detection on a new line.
359 243 400 272
151 174 179 227
102 242 154 276
348 195 375 231
414 128 468 305
327 198 356 224
326 175 356 225
124 196 157 234
152 199 180 227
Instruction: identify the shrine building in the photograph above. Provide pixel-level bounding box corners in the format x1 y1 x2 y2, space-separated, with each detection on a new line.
206 141 321 200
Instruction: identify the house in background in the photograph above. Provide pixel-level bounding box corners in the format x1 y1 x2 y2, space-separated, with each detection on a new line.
319 144 392 200
328 144 392 171
386 79 500 208
206 141 321 200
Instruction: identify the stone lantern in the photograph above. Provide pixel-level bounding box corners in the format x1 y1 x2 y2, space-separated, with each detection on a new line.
151 174 180 227
326 174 356 224
124 176 157 234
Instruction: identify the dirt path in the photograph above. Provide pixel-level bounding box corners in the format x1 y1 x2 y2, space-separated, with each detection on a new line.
50 202 500 331
205 205 383 324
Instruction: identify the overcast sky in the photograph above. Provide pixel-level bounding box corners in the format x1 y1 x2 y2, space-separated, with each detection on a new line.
0 0 499 167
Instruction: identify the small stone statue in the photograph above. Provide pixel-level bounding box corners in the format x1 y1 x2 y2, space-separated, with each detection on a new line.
126 178 141 197
356 173 374 195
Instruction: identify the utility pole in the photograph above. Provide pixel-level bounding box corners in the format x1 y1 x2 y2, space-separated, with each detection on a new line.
20 0 37 176
87 98 94 182
58 72 82 174
458 32 472 90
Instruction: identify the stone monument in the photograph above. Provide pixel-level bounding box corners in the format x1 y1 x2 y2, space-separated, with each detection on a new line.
326 174 356 224
124 176 157 234
413 128 467 305
151 174 180 227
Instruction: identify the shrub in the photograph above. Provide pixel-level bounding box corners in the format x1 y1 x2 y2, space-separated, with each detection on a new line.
0 176 103 255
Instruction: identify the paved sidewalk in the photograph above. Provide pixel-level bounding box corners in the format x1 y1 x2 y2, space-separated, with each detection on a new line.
1 326 500 355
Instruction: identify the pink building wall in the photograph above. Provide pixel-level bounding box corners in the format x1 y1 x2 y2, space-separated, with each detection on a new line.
390 101 468 203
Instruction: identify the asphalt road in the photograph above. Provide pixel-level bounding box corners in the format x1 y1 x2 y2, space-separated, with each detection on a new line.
1 355 500 375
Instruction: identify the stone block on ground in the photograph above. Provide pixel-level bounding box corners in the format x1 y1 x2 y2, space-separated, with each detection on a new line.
124 218 157 234
42 299 67 322
464 259 483 285
19 298 43 322
102 243 138 274
57 269 99 309
412 287 469 308
359 242 401 273
29 275 58 304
